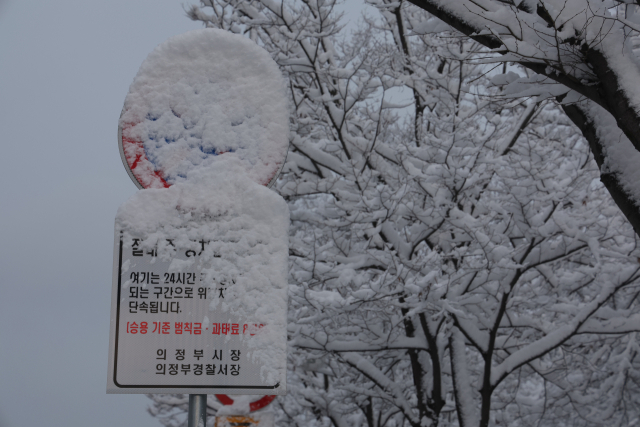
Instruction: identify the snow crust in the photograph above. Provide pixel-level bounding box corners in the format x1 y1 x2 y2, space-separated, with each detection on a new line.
116 159 289 384
119 29 289 188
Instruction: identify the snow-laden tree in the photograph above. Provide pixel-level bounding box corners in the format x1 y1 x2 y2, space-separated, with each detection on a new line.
148 1 640 426
399 0 640 239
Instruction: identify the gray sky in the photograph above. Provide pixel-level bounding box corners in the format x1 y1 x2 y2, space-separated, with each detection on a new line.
0 1 200 426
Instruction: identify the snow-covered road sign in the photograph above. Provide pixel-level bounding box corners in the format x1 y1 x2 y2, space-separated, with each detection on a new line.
117 28 288 190
106 231 286 394
106 166 290 394
108 29 290 395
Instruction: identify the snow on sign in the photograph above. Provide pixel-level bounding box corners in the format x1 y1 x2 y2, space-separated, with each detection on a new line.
106 170 289 394
107 29 289 395
117 28 288 190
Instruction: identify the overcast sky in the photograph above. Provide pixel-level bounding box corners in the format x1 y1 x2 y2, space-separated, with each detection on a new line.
0 1 201 426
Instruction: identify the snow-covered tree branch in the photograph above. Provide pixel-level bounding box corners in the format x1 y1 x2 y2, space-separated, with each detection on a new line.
149 1 640 426
405 0 640 237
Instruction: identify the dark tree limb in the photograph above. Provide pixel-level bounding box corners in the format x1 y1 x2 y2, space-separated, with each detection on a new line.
562 103 640 237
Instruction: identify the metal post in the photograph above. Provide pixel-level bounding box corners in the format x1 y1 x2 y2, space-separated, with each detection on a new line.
188 394 207 427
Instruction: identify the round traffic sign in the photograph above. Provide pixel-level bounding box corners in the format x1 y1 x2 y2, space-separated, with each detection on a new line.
215 394 276 412
118 29 289 189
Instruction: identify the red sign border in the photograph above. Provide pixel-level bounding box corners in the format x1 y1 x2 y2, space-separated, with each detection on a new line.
215 394 276 412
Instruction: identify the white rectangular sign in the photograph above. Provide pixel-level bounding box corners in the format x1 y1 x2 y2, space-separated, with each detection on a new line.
107 231 287 394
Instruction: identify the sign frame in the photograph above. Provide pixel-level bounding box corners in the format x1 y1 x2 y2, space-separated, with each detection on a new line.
107 232 286 395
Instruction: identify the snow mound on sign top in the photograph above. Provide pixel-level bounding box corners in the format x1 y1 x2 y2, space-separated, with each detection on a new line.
120 28 289 188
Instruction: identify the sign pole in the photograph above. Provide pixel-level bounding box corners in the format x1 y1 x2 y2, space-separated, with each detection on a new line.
188 394 207 427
